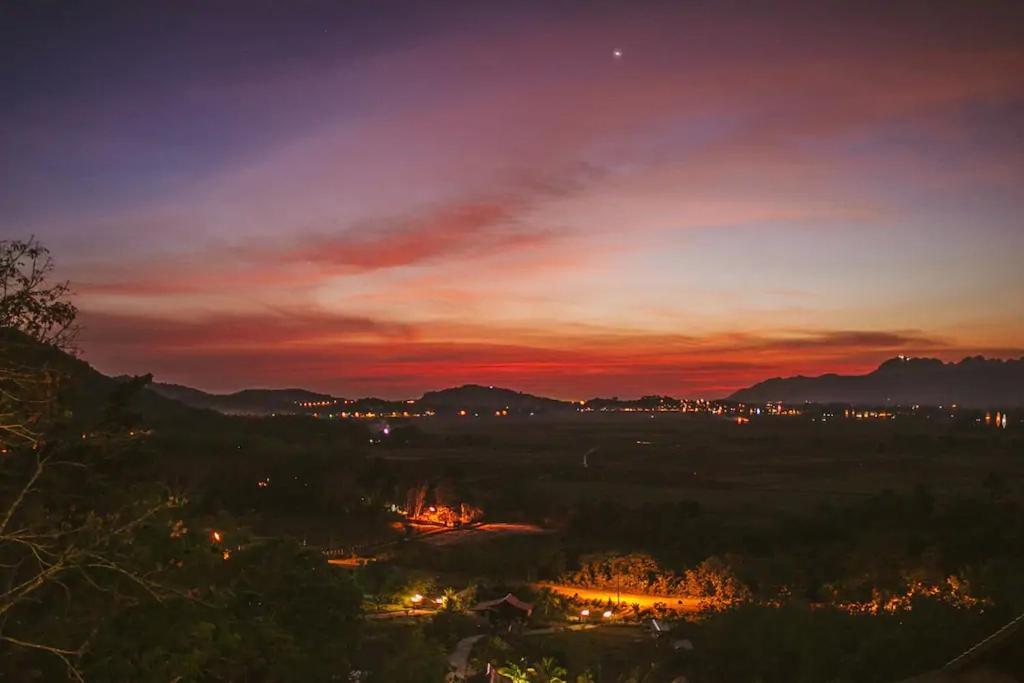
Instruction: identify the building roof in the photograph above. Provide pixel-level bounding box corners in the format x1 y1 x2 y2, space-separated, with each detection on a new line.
471 593 534 615
900 611 1024 682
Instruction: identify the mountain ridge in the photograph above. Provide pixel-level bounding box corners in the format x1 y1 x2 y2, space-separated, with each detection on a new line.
729 355 1024 407
148 382 339 416
133 356 1024 414
147 381 575 416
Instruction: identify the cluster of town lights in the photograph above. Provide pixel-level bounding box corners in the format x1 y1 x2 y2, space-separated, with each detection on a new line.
985 412 1009 428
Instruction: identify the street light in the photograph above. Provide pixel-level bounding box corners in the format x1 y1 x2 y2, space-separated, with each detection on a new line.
602 610 613 618
410 594 423 604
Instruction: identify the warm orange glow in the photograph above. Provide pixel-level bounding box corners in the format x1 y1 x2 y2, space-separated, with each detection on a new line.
833 576 984 615
211 530 223 543
412 502 483 527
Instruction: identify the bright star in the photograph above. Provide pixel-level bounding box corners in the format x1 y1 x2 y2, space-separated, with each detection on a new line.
612 48 623 59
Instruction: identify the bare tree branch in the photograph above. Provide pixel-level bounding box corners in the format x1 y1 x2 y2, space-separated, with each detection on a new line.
0 635 85 682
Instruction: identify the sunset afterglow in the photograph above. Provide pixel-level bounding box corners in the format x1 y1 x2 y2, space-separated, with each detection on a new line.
5 1 1022 398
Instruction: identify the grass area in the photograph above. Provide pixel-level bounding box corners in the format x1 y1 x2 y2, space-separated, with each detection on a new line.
398 413 1023 518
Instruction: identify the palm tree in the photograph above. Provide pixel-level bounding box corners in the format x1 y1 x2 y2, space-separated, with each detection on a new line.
533 588 566 620
442 586 461 611
535 656 568 683
497 660 535 683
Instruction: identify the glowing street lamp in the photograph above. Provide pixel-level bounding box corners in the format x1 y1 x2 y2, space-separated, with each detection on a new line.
211 530 223 543
580 609 590 617
602 610 613 618
410 594 423 604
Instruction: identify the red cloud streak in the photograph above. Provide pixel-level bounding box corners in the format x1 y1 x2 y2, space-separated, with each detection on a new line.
76 311 1016 399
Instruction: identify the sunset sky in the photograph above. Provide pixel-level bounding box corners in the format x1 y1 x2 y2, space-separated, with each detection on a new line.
3 0 1023 398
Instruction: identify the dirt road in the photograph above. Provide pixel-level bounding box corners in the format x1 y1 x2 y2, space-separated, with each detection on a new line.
419 522 552 546
534 582 701 612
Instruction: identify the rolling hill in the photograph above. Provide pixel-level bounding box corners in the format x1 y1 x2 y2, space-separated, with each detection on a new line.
144 381 575 417
0 328 202 425
148 383 340 416
417 384 574 415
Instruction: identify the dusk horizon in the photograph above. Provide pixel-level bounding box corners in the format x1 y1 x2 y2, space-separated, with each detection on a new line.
113 351 1024 403
3 2 1024 680
5 0 1022 400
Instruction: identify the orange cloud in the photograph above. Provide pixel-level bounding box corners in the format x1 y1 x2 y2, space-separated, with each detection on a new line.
78 304 995 399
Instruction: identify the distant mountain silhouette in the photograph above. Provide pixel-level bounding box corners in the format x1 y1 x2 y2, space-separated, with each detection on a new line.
417 384 572 414
729 356 1024 407
2 327 570 418
146 382 572 416
149 383 340 416
16 325 1014 416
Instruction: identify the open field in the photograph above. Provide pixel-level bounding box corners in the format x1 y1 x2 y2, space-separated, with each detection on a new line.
376 412 1023 523
334 412 1022 682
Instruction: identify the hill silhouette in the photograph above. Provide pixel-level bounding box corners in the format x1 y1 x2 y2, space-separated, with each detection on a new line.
146 382 574 416
15 329 1019 415
417 384 573 414
729 356 1024 408
149 382 340 416
0 327 201 425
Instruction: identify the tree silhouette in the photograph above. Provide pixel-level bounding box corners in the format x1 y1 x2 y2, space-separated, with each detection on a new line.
1 237 78 349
